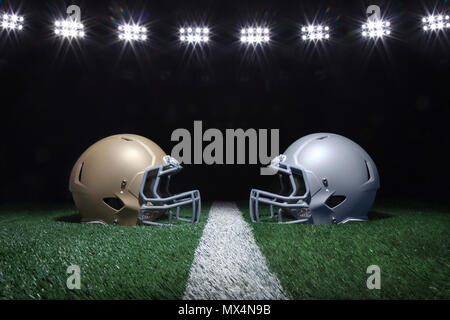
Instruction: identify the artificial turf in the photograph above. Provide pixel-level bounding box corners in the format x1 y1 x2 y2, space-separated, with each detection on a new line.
0 203 210 300
1 200 448 300
239 199 450 299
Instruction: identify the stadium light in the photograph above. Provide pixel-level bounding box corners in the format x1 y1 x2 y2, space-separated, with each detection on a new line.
179 26 209 44
361 20 391 38
301 25 330 41
118 23 147 42
1 13 24 31
54 19 85 39
240 26 270 44
422 15 450 32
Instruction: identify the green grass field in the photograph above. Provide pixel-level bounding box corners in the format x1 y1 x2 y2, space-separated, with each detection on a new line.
239 199 450 299
1 200 449 300
0 204 210 300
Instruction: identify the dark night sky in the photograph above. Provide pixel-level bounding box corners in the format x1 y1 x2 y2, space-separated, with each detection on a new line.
0 0 449 202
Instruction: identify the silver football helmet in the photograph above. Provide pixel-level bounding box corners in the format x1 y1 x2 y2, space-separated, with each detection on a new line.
250 133 380 224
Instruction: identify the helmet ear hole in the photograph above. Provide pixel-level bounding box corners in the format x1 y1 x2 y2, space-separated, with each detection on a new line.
325 195 346 208
103 197 124 211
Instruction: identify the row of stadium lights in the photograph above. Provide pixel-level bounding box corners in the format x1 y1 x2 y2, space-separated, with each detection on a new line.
2 12 450 45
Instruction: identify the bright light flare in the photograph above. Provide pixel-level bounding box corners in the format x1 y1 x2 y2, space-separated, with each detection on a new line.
422 15 450 32
301 25 330 41
179 26 209 43
54 19 85 38
361 20 391 38
240 26 270 44
1 13 24 31
118 23 147 42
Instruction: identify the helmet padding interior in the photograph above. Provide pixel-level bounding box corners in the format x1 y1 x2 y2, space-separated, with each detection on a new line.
142 169 159 199
142 168 173 200
278 168 307 198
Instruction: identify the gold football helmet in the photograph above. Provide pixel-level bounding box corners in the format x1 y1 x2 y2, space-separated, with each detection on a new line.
69 134 201 226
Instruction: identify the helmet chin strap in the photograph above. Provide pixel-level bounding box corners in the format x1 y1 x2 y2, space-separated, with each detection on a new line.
163 155 180 166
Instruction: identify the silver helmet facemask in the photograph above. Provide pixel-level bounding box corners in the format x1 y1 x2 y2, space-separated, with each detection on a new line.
250 155 314 224
138 156 201 226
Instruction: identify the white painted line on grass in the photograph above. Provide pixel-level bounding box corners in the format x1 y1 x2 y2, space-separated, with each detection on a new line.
184 201 289 300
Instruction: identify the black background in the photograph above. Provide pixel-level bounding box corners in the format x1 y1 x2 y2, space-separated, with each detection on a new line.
0 0 448 203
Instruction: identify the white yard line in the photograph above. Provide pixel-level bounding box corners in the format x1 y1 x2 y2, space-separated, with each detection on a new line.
184 202 289 300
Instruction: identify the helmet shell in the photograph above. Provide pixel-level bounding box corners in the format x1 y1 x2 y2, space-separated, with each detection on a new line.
284 133 380 224
69 134 166 225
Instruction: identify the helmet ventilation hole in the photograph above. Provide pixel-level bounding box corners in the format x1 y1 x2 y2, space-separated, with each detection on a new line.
317 136 328 140
365 160 371 181
103 197 124 210
121 137 133 141
325 195 346 208
78 162 84 183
